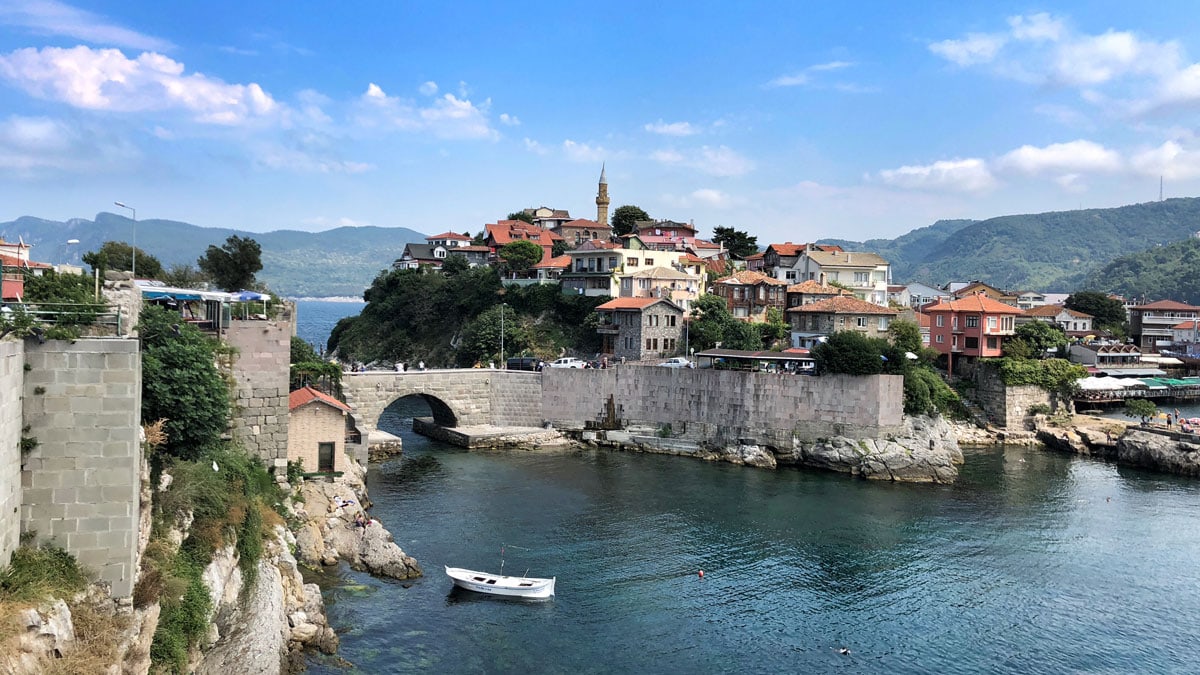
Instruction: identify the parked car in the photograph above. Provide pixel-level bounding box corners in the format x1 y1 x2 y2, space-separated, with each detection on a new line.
659 357 694 368
548 357 586 369
506 357 540 371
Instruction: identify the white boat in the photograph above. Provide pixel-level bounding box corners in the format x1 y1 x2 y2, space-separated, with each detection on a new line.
445 565 556 599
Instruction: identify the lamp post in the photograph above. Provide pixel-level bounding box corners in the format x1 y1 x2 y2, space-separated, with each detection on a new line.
500 302 506 369
113 201 136 279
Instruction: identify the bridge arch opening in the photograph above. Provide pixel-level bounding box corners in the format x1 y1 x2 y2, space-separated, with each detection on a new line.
379 393 459 431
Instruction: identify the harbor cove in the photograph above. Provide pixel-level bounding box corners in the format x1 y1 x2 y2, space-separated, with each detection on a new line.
308 397 1200 674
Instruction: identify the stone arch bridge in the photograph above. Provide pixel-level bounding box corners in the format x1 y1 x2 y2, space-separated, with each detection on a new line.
341 369 544 438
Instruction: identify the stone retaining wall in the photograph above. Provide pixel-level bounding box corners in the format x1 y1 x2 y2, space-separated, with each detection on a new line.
225 312 293 473
542 366 904 446
20 339 141 598
0 340 23 566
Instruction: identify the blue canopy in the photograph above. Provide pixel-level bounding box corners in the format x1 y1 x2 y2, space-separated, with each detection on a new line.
233 290 270 301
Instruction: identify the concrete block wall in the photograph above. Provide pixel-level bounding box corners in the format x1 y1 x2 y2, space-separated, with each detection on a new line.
541 366 904 444
489 372 544 427
974 365 1052 429
225 314 293 472
0 340 24 566
21 338 141 598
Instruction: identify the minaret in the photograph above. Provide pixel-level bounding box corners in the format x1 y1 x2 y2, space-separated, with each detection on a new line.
596 163 610 227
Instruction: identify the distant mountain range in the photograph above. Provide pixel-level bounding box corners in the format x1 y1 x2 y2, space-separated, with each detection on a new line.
0 213 426 297
6 196 1200 297
820 197 1200 292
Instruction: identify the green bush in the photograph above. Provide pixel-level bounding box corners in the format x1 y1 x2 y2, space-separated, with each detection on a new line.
139 305 231 460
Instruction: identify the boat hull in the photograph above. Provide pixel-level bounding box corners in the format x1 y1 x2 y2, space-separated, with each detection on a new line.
445 566 556 599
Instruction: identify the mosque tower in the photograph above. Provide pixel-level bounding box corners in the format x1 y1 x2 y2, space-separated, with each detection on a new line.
595 163 610 227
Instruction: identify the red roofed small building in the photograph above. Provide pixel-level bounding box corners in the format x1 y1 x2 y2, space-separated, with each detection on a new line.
1 239 54 301
1129 299 1200 352
1019 305 1094 337
552 218 612 246
531 254 572 284
484 220 563 264
925 294 1024 375
1171 319 1200 345
785 295 897 349
595 297 684 361
288 386 355 475
712 270 788 321
744 251 765 272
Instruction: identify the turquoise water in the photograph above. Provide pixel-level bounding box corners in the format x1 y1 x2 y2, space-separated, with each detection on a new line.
306 399 1200 674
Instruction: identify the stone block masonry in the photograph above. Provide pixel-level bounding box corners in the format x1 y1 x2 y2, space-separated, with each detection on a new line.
541 366 904 446
225 311 293 473
0 341 24 566
20 338 141 598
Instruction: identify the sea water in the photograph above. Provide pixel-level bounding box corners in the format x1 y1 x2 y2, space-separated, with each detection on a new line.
306 397 1200 674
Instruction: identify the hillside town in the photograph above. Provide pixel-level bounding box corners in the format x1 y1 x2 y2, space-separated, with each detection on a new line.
378 168 1200 384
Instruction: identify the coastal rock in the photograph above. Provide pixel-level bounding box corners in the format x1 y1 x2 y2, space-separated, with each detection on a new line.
0 599 76 673
1118 429 1200 476
195 556 287 675
781 415 963 483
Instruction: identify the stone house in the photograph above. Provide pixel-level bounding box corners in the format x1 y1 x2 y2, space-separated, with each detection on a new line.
785 279 850 309
553 218 612 246
288 386 355 475
712 270 788 321
595 297 684 361
785 295 897 349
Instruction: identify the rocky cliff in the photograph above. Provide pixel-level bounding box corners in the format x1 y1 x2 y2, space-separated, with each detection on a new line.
1037 416 1200 477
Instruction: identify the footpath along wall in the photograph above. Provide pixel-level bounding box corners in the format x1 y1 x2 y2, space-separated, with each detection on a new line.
542 366 904 445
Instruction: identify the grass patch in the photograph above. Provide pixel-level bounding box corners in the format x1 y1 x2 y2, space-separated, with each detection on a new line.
0 543 89 604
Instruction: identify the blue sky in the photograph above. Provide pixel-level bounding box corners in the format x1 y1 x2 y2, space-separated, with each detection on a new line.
3 1 1200 243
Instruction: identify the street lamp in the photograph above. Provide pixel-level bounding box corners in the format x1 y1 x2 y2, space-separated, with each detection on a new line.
113 201 136 279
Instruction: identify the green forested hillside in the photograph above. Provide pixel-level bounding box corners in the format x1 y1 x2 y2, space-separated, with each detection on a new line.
821 198 1200 291
1082 237 1200 304
820 218 976 281
0 213 426 297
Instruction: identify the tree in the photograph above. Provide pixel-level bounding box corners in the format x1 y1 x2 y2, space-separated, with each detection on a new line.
139 305 231 459
888 319 923 354
441 255 470 277
1124 398 1157 425
758 307 789 348
198 235 263 291
610 205 649 237
712 226 759 259
507 211 534 224
552 240 573 257
498 240 543 274
162 263 209 288
1065 291 1127 333
687 294 758 351
82 241 164 279
1010 321 1068 358
812 331 884 375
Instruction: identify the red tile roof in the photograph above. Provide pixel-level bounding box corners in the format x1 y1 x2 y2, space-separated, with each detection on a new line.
1024 304 1092 318
786 279 849 295
744 252 765 261
561 218 602 228
595 297 680 311
427 232 471 241
533 254 572 269
1134 299 1200 311
925 294 1024 314
1171 320 1199 330
714 270 787 286
786 296 897 315
289 386 352 413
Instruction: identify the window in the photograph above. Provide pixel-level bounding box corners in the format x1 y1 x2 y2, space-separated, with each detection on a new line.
652 338 659 350
786 271 797 280
878 317 889 330
854 272 869 283
935 315 944 327
965 316 979 328
987 317 997 330
645 258 653 266
952 317 958 329
952 336 958 348
609 257 618 270
856 317 868 328
318 442 335 472
627 258 638 267
646 338 652 350
965 337 978 350
987 337 997 349
936 335 944 343
667 315 677 327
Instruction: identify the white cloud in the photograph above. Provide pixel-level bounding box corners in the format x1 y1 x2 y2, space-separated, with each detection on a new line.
0 0 173 51
499 113 519 126
0 114 139 177
929 33 1006 67
523 138 547 155
0 46 278 125
644 120 698 136
1052 31 1179 86
418 81 438 96
650 145 754 177
253 141 373 174
1131 140 1200 180
878 158 996 193
356 85 499 140
562 139 607 162
999 139 1121 174
1007 13 1064 42
689 188 732 207
767 60 859 88
1054 173 1087 193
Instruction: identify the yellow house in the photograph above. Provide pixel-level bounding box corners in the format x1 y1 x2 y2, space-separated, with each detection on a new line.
288 386 353 475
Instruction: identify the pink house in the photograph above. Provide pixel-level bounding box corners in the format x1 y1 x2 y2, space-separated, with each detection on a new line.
925 294 1023 376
